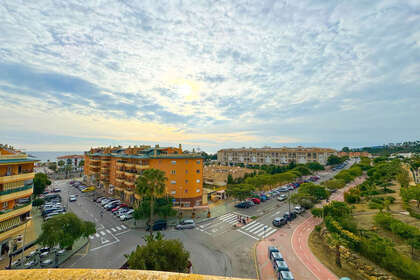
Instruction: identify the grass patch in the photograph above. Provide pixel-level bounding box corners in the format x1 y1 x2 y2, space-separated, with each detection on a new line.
308 230 365 280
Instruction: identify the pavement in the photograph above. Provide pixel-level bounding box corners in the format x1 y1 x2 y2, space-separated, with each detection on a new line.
255 159 364 280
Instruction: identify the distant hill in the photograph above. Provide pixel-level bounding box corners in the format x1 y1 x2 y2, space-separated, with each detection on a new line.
351 140 420 155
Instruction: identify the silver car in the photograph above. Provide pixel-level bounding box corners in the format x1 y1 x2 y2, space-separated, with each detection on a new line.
176 219 196 230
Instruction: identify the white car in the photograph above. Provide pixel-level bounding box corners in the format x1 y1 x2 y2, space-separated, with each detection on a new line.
69 195 77 202
120 209 134 221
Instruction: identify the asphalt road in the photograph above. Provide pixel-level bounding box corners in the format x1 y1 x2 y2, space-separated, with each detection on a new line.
49 160 355 278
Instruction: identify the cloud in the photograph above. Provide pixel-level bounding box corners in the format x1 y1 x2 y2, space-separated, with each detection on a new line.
0 0 419 152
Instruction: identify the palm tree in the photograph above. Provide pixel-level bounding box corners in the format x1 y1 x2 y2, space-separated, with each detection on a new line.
135 169 167 236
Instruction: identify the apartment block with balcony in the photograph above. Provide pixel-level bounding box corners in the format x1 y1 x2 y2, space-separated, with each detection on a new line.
0 144 37 257
84 144 205 208
217 146 337 166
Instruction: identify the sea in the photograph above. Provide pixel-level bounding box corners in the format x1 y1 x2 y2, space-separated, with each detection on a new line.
28 151 84 163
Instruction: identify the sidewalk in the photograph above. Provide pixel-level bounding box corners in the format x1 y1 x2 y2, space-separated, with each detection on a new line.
255 176 365 280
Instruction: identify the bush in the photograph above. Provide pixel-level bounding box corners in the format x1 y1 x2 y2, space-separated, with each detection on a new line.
315 225 321 232
368 201 384 210
344 191 360 204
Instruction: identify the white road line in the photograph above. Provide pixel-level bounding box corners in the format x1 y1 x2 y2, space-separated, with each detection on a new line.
241 221 256 229
257 227 275 237
115 229 131 236
120 225 127 229
223 216 238 223
237 229 259 241
247 223 264 233
116 226 121 230
111 228 116 232
252 225 267 235
100 231 106 236
106 229 111 234
245 222 262 231
89 236 94 239
226 219 238 225
95 233 100 238
265 228 277 237
219 214 236 221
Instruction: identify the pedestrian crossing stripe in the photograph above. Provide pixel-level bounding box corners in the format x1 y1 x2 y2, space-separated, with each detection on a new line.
116 226 121 230
121 225 127 229
259 228 276 237
100 231 106 236
106 229 111 234
95 233 100 238
241 221 256 229
111 228 116 232
246 222 264 232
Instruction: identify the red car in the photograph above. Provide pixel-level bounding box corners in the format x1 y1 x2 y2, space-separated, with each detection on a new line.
111 204 128 213
249 197 261 204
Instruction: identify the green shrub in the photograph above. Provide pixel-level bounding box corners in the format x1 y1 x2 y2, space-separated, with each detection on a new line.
32 198 45 206
368 201 383 210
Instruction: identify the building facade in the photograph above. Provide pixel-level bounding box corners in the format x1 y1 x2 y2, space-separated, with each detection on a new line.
0 145 36 257
338 151 372 158
56 155 84 167
84 145 205 208
217 146 337 166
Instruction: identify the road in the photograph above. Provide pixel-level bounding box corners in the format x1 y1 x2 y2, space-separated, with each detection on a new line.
48 161 352 278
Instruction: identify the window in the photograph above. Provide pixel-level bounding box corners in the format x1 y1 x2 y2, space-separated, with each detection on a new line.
2 202 8 209
196 179 200 183
185 179 188 184
196 169 200 174
186 160 188 164
196 160 201 164
185 170 188 174
185 189 188 193
171 190 176 195
171 160 176 165
171 180 176 184
171 170 176 175
196 189 200 193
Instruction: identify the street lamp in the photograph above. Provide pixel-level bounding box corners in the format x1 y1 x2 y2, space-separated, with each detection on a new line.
20 216 32 268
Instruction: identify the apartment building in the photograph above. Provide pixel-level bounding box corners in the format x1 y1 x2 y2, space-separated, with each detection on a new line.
338 151 372 158
217 146 337 166
84 145 205 208
0 145 36 257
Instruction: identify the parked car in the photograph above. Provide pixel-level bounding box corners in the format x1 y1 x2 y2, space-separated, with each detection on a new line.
53 188 61 192
278 187 289 192
105 201 120 210
283 211 297 221
120 209 134 220
40 259 53 267
146 220 167 231
111 204 128 213
235 201 251 208
294 206 305 214
278 271 294 280
69 195 77 202
277 194 287 201
273 260 289 272
176 219 196 230
82 186 96 193
272 217 287 227
249 197 260 204
115 208 130 216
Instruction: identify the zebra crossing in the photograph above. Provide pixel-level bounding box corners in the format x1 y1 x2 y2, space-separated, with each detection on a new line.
217 212 249 225
237 221 277 240
89 224 128 240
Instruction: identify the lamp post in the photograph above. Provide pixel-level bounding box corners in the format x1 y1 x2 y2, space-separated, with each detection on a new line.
20 216 32 269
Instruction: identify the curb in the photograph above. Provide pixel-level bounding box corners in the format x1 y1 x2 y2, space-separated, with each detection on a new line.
59 238 89 266
253 241 260 280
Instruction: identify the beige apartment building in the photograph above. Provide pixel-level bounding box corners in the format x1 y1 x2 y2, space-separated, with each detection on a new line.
217 146 337 166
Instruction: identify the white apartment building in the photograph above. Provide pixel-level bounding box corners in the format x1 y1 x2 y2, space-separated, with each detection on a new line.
217 146 337 166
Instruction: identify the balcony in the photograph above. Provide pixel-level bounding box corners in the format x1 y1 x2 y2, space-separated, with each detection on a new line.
0 203 32 223
124 163 134 168
116 178 123 183
0 220 30 244
89 158 100 162
124 172 135 177
116 162 124 168
0 172 35 184
136 164 150 170
125 180 134 187
116 170 124 175
0 184 33 203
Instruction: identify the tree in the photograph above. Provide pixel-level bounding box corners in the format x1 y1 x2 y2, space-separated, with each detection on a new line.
66 158 72 165
126 233 190 272
78 160 85 167
37 213 95 250
226 183 255 201
323 179 346 190
342 147 350 152
33 173 51 196
48 162 57 172
227 174 234 184
306 162 325 171
327 155 342 165
401 184 420 208
299 183 329 201
134 197 176 223
58 160 65 167
135 169 167 236
397 169 410 188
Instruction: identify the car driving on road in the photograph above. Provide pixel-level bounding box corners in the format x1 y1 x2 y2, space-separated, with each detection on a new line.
176 219 196 230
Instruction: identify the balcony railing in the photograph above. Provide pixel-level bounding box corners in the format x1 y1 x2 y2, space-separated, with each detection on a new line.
0 172 35 184
124 163 134 168
0 184 33 196
136 164 150 170
0 203 32 222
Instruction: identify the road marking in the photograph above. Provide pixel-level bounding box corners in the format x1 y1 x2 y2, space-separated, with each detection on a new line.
247 223 264 233
120 225 127 229
252 225 267 235
237 229 259 241
258 227 276 237
89 236 94 239
111 228 116 232
116 226 121 230
115 229 131 236
100 231 106 236
244 222 262 231
265 228 277 237
241 221 256 229
223 216 239 224
95 233 100 238
106 229 111 234
219 214 236 222
90 240 119 251
100 237 109 244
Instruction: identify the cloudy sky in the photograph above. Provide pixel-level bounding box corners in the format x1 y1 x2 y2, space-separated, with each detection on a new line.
0 0 419 152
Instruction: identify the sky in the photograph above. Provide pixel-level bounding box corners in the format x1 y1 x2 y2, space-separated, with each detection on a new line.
0 0 419 153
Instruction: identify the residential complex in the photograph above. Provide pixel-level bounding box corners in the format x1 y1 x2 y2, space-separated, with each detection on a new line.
56 155 84 167
217 146 337 166
0 145 36 257
338 151 372 158
84 145 205 208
